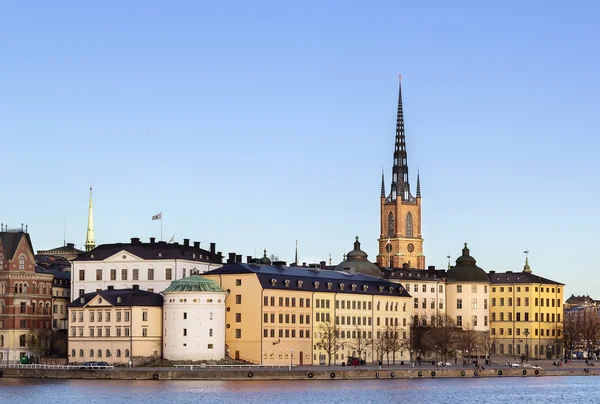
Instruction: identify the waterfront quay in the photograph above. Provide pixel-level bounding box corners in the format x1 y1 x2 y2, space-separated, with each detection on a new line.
1 360 597 380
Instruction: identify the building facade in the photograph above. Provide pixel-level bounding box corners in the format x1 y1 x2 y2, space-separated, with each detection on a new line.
377 80 425 269
71 237 223 296
67 286 163 365
488 258 564 360
0 229 54 363
203 257 412 366
162 276 227 361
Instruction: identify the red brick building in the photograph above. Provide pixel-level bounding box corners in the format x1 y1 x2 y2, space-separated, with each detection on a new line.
0 228 53 363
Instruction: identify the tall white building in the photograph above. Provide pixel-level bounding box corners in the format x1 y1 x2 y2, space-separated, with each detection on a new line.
162 276 227 361
71 237 223 297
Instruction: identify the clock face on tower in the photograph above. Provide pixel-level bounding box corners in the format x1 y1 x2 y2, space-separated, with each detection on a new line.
407 243 415 253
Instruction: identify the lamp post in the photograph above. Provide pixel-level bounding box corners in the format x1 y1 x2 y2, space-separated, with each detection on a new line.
435 345 438 365
465 350 469 367
289 349 293 371
475 345 478 367
523 330 530 363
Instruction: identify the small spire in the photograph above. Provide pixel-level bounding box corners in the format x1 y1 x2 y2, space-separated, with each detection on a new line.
381 168 385 198
295 240 298 265
523 249 531 273
85 184 96 252
447 254 451 270
263 248 267 258
416 169 421 198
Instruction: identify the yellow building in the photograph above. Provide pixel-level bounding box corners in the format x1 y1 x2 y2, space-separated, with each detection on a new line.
204 251 412 366
488 258 564 360
377 80 425 269
67 285 163 365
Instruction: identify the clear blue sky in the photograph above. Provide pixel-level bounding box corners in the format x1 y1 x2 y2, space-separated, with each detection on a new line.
1 1 598 297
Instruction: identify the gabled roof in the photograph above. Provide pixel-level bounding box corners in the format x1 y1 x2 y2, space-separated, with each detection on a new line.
0 231 34 260
36 266 71 281
68 287 163 308
206 263 411 297
488 271 563 286
73 240 222 264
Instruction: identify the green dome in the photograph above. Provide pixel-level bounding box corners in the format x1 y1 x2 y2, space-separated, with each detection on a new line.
163 275 225 293
447 243 488 283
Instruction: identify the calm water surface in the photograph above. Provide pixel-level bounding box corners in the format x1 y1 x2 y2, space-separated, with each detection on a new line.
0 377 597 403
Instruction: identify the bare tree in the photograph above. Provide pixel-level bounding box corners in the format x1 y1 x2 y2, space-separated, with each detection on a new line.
26 328 51 361
581 309 600 358
563 310 580 359
374 330 389 365
422 313 458 362
348 326 372 364
456 324 480 366
385 325 405 365
318 320 340 366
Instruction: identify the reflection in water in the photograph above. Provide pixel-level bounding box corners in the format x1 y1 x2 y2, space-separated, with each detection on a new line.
0 377 598 404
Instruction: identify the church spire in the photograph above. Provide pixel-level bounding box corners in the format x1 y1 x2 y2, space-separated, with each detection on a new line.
523 249 531 273
380 168 385 198
416 169 421 198
85 184 95 252
390 75 413 202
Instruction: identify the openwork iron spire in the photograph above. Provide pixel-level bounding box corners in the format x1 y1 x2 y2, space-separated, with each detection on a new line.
380 169 385 197
85 184 95 252
389 76 414 202
416 169 421 198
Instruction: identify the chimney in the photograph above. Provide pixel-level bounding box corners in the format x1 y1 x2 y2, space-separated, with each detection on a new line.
217 252 223 263
130 237 141 244
236 254 242 263
228 253 236 264
210 243 216 254
273 261 287 267
193 241 200 248
428 265 436 271
302 262 307 267
402 263 409 269
183 238 190 247
150 237 156 244
132 285 140 290
107 286 114 291
247 255 253 263
67 243 75 248
489 270 496 274
320 261 326 269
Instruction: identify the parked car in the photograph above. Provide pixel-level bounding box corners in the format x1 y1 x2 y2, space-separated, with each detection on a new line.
507 362 520 368
80 361 109 369
438 361 452 367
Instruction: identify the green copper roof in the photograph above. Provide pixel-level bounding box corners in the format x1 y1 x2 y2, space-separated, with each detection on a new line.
163 275 225 293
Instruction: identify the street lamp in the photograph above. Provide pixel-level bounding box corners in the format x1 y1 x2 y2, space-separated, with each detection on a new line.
289 349 293 371
523 330 530 363
475 345 478 367
435 345 438 365
465 350 469 367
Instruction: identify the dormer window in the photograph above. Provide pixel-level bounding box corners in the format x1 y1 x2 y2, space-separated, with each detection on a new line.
80 297 85 304
158 253 162 258
314 281 319 289
339 283 345 291
379 286 384 293
284 280 290 288
351 284 357 291
117 297 123 303
389 286 394 293
271 279 277 286
363 285 368 292
297 280 303 288
327 282 332 290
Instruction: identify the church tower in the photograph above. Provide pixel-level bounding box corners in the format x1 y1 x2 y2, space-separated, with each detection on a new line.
85 185 96 252
377 78 425 269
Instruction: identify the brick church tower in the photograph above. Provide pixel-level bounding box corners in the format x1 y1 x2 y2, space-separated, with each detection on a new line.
377 78 425 269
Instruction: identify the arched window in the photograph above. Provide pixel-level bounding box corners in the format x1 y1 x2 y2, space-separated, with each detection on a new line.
18 284 23 294
79 349 84 357
19 255 25 270
71 349 75 357
117 349 121 357
90 350 94 358
0 254 3 270
125 349 130 358
499 344 504 354
0 335 4 347
387 212 394 238
508 344 513 355
534 345 538 356
516 344 521 355
0 300 4 314
106 349 110 358
14 284 18 293
406 212 413 238
97 349 102 358
19 334 26 347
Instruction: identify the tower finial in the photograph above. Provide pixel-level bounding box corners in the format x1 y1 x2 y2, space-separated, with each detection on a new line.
523 249 531 273
85 184 96 252
416 169 421 198
295 240 298 265
389 76 413 202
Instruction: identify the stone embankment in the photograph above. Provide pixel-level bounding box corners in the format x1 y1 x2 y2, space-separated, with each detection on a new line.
0 367 597 380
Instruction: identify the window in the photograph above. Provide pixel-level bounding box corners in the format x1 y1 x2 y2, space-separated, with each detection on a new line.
405 212 413 237
133 268 139 281
89 328 94 337
116 312 122 322
142 312 148 321
184 312 188 320
121 268 127 281
147 268 154 281
484 285 488 293
19 256 25 270
166 268 172 280
472 316 477 326
500 298 504 306
110 269 116 280
387 212 395 238
20 302 26 314
457 316 462 327
96 269 102 281
142 328 148 337
439 285 444 293
457 285 462 293
456 299 462 309
125 312 130 322
236 295 242 304
209 328 213 337
422 284 426 292
471 298 477 309
79 270 85 281
471 285 477 293
236 279 242 286
235 329 242 339
116 328 122 337
106 328 111 337
414 298 418 309
235 313 242 322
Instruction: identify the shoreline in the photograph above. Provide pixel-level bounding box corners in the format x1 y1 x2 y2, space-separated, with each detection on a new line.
0 367 597 380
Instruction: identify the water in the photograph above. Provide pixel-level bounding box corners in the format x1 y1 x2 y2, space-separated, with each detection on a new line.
0 377 597 403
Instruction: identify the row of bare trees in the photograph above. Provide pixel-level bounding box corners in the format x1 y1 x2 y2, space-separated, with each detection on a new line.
563 308 600 358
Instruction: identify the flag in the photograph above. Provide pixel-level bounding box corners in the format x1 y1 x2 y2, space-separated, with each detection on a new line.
152 213 162 220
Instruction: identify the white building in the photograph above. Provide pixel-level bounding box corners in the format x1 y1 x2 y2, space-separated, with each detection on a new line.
162 275 227 361
71 237 223 297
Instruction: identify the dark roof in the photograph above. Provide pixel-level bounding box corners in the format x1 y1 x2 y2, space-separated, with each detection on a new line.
36 266 71 282
37 244 84 254
334 237 382 278
73 239 222 264
0 231 34 260
488 271 563 286
565 295 595 305
206 263 411 297
382 267 448 281
35 255 72 271
68 287 163 308
446 244 489 283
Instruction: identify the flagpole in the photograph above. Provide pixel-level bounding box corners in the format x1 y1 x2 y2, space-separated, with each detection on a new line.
160 211 163 241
